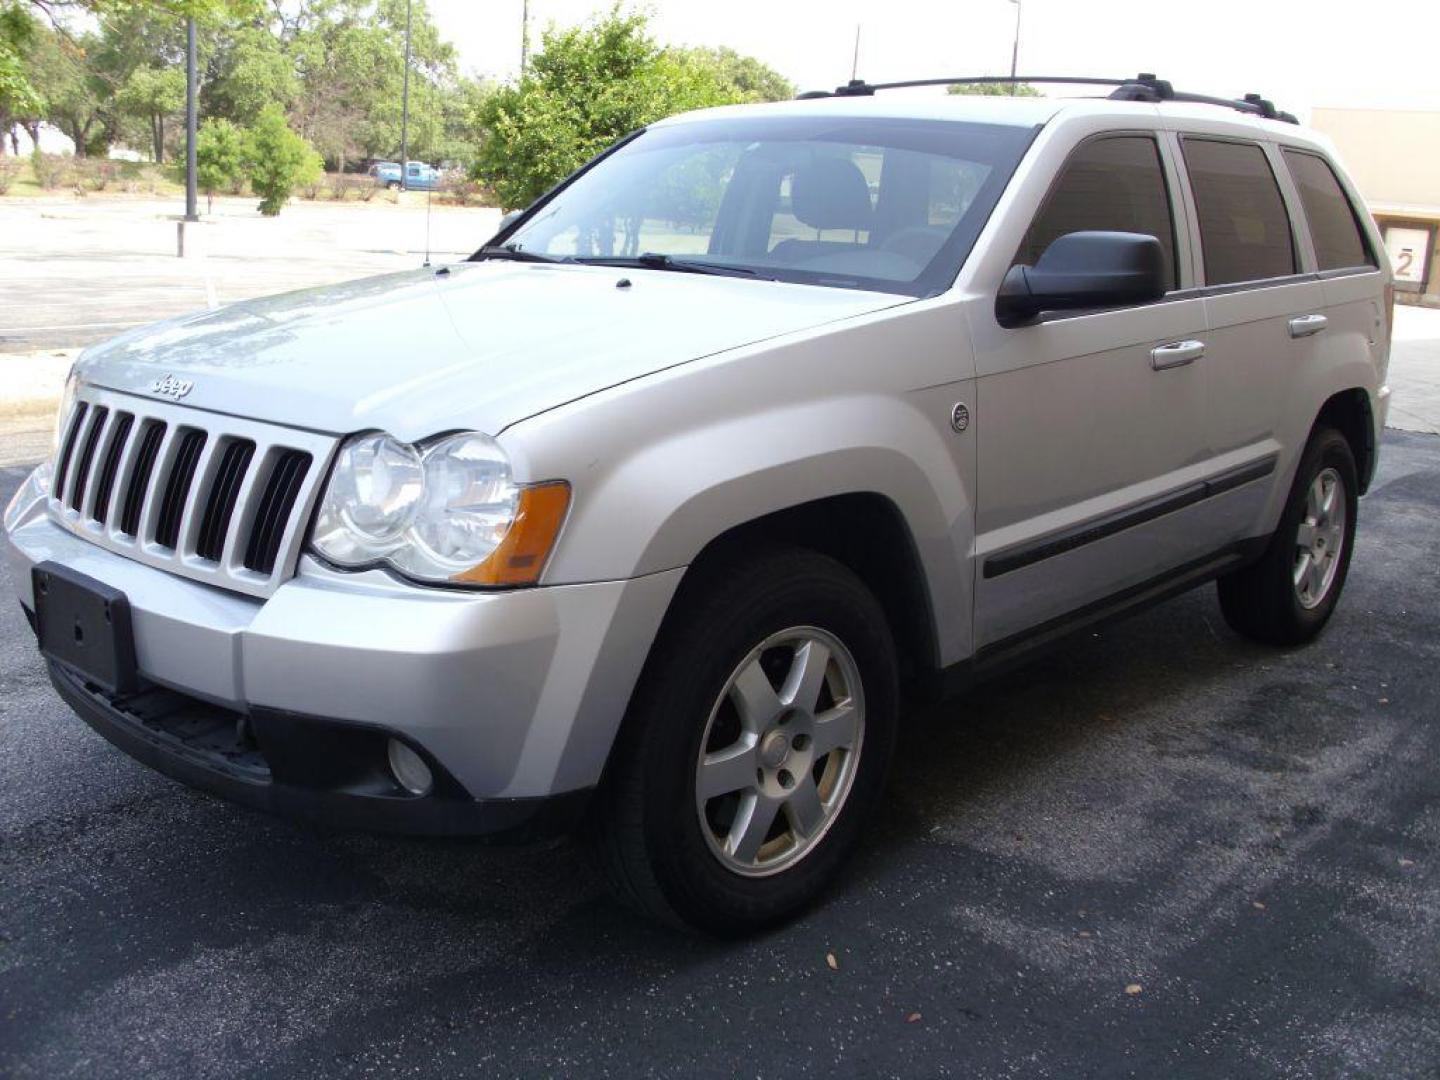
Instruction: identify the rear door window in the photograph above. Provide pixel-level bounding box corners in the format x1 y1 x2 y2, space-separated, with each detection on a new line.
1181 138 1296 286
1015 135 1177 291
1282 149 1374 271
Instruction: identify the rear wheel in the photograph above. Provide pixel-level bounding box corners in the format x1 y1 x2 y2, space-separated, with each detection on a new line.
597 548 898 935
1217 426 1358 645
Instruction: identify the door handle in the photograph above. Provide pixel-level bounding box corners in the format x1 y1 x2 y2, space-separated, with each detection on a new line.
1288 313 1328 338
1150 340 1205 370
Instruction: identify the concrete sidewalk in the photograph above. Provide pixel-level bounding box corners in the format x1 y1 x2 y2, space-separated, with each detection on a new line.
1387 303 1440 434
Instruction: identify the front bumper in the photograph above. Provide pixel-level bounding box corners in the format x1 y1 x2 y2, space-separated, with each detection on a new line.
6 473 683 823
46 658 591 838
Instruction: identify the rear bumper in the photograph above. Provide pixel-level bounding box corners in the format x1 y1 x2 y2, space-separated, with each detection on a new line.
46 658 591 838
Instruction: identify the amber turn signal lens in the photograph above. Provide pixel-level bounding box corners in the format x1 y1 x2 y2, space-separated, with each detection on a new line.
452 481 570 586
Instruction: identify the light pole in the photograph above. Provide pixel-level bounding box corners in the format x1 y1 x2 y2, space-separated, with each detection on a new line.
184 17 197 222
520 0 530 75
398 0 412 191
1008 0 1021 95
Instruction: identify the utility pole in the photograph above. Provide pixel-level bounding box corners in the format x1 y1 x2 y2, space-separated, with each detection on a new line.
520 0 530 76
184 17 197 222
850 23 861 81
398 0 412 191
1008 0 1021 95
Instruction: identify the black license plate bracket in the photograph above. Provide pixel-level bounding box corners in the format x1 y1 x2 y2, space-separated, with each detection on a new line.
33 561 138 695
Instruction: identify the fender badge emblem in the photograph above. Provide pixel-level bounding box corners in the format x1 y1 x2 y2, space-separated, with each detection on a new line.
150 374 194 401
950 402 970 433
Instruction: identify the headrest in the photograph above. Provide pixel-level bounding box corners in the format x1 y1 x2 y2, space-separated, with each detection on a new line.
790 156 873 232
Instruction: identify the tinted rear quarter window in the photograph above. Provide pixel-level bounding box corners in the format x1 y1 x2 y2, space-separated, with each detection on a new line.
1182 138 1296 286
1015 135 1177 291
1282 149 1374 271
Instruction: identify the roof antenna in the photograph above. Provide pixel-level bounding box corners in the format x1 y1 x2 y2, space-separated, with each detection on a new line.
423 170 433 268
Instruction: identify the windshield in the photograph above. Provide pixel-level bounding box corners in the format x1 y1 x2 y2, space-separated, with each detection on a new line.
494 114 1038 296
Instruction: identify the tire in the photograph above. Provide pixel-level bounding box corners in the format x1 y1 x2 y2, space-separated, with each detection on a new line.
386 181 399 191
1217 426 1358 646
596 547 899 935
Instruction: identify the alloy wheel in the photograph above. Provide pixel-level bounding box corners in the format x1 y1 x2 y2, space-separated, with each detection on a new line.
694 626 865 877
1293 466 1347 609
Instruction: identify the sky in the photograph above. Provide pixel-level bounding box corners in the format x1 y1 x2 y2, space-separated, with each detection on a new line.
429 0 1440 123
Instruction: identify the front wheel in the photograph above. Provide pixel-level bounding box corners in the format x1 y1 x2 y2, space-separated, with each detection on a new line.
597 548 898 935
1217 426 1358 645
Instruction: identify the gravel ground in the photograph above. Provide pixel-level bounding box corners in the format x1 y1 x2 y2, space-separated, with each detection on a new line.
0 431 1437 1079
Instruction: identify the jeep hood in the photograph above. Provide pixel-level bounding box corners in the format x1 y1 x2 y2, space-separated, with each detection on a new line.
75 261 908 441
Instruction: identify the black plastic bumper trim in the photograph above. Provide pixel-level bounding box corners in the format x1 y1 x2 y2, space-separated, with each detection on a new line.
46 660 592 841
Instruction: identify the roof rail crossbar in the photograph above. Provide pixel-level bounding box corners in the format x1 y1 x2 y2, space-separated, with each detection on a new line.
797 73 1299 125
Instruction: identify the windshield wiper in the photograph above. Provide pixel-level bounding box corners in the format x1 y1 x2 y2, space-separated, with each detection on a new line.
473 244 568 264
574 252 766 279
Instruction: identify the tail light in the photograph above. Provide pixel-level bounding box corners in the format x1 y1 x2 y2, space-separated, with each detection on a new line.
1383 281 1395 340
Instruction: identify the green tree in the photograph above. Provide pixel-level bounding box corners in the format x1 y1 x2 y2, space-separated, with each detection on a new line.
472 8 740 209
195 114 242 209
117 64 185 161
204 24 298 125
24 0 262 18
243 103 320 215
0 4 42 154
25 26 111 156
947 80 1041 97
665 45 792 103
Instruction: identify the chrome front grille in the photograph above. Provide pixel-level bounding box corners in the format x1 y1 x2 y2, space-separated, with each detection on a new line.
48 385 337 598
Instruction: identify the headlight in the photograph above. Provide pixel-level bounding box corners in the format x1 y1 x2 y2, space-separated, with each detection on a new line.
310 431 569 586
4 460 51 532
53 371 78 456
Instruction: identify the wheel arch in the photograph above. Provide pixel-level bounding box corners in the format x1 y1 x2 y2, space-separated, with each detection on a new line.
1314 387 1377 494
593 492 943 801
671 492 943 688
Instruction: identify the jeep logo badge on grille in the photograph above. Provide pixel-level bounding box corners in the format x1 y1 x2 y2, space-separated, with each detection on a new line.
150 374 194 401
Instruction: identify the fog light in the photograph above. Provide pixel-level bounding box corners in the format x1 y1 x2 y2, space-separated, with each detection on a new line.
387 738 433 796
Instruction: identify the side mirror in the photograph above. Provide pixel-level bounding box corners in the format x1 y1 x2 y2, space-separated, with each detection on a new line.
996 231 1165 326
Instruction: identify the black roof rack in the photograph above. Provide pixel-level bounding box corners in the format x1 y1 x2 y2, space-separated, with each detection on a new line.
796 73 1299 125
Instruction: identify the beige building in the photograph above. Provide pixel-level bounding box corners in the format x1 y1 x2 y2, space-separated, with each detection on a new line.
1312 107 1440 305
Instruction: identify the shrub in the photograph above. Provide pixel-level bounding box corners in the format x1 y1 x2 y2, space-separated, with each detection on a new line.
76 159 117 192
243 106 323 216
328 171 357 200
0 158 21 194
196 118 245 213
31 150 70 190
442 172 480 206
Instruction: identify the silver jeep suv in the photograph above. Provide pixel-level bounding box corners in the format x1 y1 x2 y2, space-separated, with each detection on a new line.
4 76 1391 933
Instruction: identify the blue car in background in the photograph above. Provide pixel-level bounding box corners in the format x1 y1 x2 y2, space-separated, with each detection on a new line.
368 160 443 191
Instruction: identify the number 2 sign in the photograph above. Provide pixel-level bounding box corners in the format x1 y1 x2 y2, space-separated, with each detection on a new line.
1384 224 1433 290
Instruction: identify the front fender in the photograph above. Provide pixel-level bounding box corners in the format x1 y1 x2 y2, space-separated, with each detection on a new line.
502 300 978 664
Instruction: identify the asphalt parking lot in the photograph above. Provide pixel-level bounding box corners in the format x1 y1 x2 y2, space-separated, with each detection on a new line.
1 429 1437 1078
0 196 500 353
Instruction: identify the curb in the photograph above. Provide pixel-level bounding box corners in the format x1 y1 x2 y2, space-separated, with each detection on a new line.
0 395 61 426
